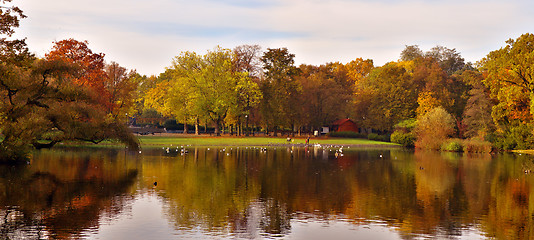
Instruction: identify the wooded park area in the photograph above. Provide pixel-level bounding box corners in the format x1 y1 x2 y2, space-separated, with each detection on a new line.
2 0 534 161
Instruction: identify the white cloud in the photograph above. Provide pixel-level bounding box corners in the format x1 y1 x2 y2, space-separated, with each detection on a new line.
12 0 534 75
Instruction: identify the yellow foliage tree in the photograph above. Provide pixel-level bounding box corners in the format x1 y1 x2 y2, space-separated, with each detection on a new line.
416 91 442 117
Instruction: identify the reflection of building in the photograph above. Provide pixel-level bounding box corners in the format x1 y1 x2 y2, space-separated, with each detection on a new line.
331 119 359 133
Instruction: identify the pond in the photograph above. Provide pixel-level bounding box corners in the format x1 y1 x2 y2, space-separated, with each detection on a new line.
1 145 533 239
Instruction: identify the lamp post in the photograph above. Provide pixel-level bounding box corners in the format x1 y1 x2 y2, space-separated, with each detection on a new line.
245 115 249 136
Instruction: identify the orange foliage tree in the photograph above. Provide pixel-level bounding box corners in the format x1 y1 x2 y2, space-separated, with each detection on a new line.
45 39 111 109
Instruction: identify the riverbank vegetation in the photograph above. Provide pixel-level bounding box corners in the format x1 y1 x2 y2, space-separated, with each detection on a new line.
2 0 534 161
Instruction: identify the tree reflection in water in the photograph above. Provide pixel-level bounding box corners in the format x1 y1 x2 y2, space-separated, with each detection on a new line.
0 149 139 239
144 147 534 239
1 146 534 239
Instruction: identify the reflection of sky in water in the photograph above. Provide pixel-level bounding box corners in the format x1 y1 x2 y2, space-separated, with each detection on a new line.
82 191 487 240
289 220 400 240
83 192 405 240
85 192 178 240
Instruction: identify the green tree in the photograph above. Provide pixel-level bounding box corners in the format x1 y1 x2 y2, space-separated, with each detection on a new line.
260 48 300 134
354 62 418 132
163 47 261 136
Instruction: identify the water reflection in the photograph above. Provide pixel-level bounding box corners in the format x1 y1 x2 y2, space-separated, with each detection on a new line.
1 146 534 239
0 149 139 239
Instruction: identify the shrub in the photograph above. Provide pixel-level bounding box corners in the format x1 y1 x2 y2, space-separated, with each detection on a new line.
462 138 492 153
327 131 367 138
490 124 534 150
442 139 463 152
414 107 455 150
391 131 415 148
394 118 417 132
368 133 390 142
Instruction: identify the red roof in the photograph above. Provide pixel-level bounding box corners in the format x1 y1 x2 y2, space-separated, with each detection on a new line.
332 118 354 126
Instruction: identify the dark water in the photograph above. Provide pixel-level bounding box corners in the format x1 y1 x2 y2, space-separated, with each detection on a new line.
1 145 533 239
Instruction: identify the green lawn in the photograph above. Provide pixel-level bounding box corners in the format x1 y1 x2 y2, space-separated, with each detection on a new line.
137 135 399 148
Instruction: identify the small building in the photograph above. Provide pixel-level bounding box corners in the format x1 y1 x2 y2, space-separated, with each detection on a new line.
331 118 359 133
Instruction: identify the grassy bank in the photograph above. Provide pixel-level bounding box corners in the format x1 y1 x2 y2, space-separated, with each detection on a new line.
512 150 534 155
137 135 399 148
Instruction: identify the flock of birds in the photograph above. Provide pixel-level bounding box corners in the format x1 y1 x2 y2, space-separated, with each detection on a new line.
146 143 388 188
140 143 387 161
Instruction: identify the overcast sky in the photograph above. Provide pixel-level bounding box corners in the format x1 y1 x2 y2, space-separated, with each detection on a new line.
12 0 534 75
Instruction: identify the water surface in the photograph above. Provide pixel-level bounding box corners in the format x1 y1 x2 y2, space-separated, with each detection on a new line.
1 146 533 239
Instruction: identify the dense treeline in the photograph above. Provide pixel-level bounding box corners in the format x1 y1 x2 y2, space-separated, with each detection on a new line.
140 35 533 152
132 33 534 152
2 0 534 161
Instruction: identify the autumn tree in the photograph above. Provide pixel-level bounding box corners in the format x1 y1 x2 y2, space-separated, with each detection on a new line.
414 107 456 150
46 39 107 88
233 44 263 78
400 45 424 62
231 45 264 135
344 58 374 85
0 58 139 162
482 33 534 124
411 57 453 111
0 3 138 162
134 73 165 120
161 47 261 136
260 48 300 135
416 91 441 117
481 33 534 149
144 68 190 133
463 83 495 139
229 73 262 135
296 64 354 132
104 61 139 117
353 62 418 132
0 0 31 66
399 45 470 132
425 46 466 75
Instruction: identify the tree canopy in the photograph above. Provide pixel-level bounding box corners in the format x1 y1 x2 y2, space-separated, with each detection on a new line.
0 1 139 162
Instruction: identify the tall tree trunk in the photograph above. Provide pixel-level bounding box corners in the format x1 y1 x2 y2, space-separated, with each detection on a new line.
245 116 249 136
183 116 188 134
215 118 221 136
195 117 199 135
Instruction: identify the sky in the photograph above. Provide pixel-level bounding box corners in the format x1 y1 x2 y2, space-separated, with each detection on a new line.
11 0 534 76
